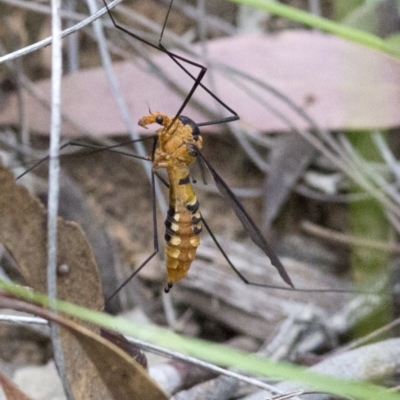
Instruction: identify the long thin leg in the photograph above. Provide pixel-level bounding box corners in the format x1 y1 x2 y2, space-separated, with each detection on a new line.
157 0 238 125
102 0 238 126
159 43 239 126
16 136 157 180
201 216 371 294
159 0 174 45
105 168 160 305
67 137 156 160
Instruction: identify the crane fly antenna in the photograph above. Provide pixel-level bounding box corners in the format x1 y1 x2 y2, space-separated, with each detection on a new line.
146 101 152 114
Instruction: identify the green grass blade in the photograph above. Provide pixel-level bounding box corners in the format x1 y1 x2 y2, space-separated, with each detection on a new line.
227 0 400 57
1 280 400 400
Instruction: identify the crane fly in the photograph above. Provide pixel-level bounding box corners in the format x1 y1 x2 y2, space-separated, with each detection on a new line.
16 0 365 300
87 0 293 298
140 113 204 290
135 112 293 293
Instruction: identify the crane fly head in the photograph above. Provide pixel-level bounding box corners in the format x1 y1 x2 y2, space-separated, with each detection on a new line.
138 113 201 140
138 112 203 151
138 112 172 129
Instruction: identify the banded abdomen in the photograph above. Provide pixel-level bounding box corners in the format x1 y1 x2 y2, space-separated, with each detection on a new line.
164 167 202 290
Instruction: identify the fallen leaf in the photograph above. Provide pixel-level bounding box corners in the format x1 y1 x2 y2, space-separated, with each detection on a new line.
101 328 148 370
0 31 399 136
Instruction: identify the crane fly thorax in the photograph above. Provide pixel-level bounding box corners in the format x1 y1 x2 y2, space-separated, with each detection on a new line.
138 112 203 170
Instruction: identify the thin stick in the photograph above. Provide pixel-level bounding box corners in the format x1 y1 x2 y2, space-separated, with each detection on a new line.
127 337 294 396
48 1 62 303
0 0 125 64
64 0 80 73
48 0 71 398
333 317 400 356
301 220 400 254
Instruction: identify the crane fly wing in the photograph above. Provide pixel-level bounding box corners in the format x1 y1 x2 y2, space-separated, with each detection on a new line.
196 155 208 185
195 149 294 288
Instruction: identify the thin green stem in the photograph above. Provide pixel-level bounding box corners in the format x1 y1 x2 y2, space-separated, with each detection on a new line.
227 0 400 57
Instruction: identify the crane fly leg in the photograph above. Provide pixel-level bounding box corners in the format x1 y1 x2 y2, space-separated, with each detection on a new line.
106 170 160 305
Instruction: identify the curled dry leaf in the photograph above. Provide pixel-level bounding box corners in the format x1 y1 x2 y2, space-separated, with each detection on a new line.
0 32 399 136
0 160 168 400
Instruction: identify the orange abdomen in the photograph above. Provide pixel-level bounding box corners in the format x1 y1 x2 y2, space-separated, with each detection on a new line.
164 199 202 284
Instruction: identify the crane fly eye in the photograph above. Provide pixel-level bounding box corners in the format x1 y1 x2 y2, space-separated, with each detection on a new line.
156 115 163 125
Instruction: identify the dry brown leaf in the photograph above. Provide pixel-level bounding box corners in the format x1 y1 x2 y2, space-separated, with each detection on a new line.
0 370 34 400
0 298 168 400
0 160 168 400
101 328 148 370
0 31 399 136
0 160 104 311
